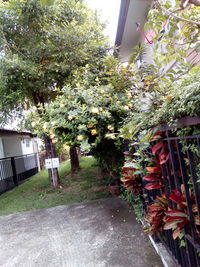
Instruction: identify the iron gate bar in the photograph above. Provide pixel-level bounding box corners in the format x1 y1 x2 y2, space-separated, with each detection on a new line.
161 165 170 200
158 231 180 266
166 134 181 190
186 141 200 220
166 134 200 266
164 134 200 141
182 245 190 267
137 122 200 267
157 116 200 132
165 161 176 209
185 234 200 250
196 138 200 151
176 141 198 241
182 230 192 267
186 240 198 267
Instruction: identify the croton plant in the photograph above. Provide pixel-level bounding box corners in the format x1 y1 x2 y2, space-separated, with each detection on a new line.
120 130 200 241
145 186 200 240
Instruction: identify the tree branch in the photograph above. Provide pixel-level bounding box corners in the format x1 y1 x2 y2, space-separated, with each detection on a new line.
156 1 200 26
188 0 200 7
180 0 190 9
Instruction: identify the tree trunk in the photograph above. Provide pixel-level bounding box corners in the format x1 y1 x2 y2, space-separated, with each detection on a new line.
44 136 60 187
69 146 80 172
32 92 60 187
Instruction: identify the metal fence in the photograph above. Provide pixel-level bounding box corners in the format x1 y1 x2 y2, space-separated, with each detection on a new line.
0 153 38 194
140 128 200 267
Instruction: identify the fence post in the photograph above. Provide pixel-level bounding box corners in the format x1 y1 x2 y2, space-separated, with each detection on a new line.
36 153 40 172
11 157 18 187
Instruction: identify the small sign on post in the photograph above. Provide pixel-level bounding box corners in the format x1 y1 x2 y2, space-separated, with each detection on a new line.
52 158 59 168
45 158 53 169
45 158 60 187
45 158 60 169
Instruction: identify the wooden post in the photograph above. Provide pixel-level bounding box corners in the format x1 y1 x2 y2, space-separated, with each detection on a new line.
11 157 18 187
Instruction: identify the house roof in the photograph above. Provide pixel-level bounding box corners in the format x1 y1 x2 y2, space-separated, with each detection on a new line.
115 0 152 62
0 128 34 138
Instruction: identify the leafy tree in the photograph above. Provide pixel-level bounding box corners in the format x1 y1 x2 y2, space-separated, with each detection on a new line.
0 0 108 185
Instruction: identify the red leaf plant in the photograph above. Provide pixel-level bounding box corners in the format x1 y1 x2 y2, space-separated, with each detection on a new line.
121 151 143 195
151 141 170 165
121 166 142 195
144 136 170 190
169 188 187 209
163 210 189 240
144 195 168 234
163 186 200 239
145 185 200 240
144 161 163 190
150 131 162 142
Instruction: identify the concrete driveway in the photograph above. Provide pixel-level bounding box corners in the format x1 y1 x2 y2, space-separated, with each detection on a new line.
0 198 163 267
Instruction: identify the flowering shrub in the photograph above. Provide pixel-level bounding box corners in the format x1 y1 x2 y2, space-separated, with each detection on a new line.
28 57 135 175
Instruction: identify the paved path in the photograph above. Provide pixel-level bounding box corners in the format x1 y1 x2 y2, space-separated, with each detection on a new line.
0 198 163 267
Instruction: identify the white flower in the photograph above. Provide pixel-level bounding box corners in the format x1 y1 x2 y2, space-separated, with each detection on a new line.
50 134 55 139
43 122 48 130
123 106 129 111
49 129 54 135
128 103 133 108
110 134 116 140
77 135 84 141
31 121 36 127
107 125 114 131
91 107 99 114
68 115 74 120
51 121 56 126
63 144 70 151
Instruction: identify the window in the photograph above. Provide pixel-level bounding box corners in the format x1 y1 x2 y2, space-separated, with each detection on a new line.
25 139 30 148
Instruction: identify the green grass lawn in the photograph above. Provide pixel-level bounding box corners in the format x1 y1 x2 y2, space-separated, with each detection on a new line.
0 157 111 216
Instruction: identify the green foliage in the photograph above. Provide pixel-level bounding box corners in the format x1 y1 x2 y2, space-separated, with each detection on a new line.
0 0 108 123
120 0 200 138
